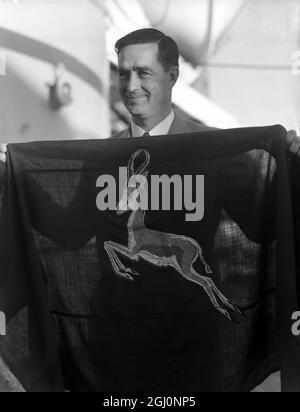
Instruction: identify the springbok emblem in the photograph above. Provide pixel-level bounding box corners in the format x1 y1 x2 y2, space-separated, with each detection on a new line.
104 149 240 320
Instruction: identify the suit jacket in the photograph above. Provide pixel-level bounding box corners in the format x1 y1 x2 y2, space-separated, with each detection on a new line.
112 113 212 139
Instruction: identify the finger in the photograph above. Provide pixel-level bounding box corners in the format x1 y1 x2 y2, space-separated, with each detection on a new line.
289 138 300 155
0 144 7 153
286 130 297 146
0 153 6 163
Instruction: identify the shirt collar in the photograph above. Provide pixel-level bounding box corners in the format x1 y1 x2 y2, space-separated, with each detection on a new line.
130 110 175 138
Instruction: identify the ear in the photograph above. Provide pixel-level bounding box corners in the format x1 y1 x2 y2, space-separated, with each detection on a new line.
168 66 179 89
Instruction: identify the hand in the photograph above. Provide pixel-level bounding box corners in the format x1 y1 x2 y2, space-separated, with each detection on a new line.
0 144 6 163
286 130 300 158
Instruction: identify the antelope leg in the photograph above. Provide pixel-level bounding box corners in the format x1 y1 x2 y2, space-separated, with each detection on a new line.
104 244 135 281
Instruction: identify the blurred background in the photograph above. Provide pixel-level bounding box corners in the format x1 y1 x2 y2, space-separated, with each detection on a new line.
0 0 299 144
0 0 298 392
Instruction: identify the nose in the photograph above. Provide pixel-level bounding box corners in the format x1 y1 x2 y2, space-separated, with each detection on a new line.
126 72 140 93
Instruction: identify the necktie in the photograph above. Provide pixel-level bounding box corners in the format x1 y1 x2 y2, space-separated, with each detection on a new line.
143 132 150 137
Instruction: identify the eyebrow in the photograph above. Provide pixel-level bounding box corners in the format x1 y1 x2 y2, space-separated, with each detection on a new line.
118 66 154 73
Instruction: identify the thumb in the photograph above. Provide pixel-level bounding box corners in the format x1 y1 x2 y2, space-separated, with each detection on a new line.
0 144 7 154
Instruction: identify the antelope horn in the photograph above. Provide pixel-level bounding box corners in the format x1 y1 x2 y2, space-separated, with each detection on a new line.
134 150 150 175
127 149 150 177
128 149 143 177
136 150 150 175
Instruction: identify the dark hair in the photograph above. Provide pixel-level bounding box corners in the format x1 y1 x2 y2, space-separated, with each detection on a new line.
115 28 179 72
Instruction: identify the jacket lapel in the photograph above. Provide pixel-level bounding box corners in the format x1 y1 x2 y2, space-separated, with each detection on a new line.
168 115 190 135
113 127 131 139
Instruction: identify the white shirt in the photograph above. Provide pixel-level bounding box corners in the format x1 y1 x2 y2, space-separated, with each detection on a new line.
130 110 175 137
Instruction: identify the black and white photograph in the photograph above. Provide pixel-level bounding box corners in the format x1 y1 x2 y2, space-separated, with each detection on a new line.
0 0 300 395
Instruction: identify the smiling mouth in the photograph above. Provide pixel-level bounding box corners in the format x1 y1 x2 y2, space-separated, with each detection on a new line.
127 96 147 102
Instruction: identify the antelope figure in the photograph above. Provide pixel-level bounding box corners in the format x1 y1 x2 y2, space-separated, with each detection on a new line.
104 149 240 320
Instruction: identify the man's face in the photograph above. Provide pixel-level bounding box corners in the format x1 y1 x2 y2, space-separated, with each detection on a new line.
117 43 176 123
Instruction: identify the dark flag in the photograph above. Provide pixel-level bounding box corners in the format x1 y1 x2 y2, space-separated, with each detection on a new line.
0 125 300 392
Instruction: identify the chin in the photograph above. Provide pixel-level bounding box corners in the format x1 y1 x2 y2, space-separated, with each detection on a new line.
124 98 146 111
127 106 146 117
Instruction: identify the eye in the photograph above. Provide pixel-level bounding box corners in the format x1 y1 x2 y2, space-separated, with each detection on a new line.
139 71 151 78
118 71 129 80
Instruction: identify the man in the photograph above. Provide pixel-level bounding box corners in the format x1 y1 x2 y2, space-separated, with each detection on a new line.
0 28 300 168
